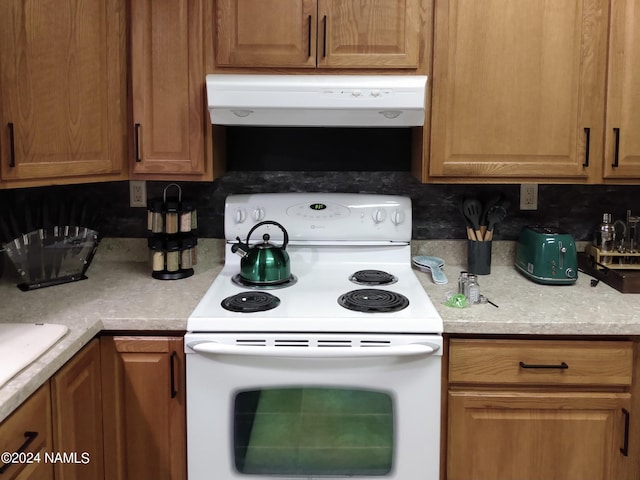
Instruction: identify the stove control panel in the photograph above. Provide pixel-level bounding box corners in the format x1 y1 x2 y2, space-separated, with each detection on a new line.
287 202 351 220
225 193 412 242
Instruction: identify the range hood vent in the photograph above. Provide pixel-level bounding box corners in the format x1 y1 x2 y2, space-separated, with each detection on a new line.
206 74 427 127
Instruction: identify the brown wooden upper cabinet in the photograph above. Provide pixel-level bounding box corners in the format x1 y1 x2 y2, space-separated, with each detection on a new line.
130 0 214 180
429 0 610 182
215 0 421 69
603 0 640 180
0 0 127 187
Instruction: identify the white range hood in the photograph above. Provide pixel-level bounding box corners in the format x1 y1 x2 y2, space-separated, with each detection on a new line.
206 74 427 127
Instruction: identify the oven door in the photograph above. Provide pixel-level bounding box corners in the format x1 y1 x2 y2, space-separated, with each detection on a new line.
185 333 442 480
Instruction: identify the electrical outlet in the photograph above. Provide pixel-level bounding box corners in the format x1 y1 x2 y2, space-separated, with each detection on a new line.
129 180 147 208
520 184 538 210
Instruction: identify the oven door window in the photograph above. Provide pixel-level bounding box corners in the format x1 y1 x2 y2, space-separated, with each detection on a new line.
234 387 394 476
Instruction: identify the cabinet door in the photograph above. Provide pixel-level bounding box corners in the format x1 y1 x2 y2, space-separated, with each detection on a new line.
216 0 317 67
603 0 640 179
130 0 211 179
430 0 608 181
0 385 53 480
448 391 632 480
0 0 126 185
51 339 104 480
101 336 186 480
317 0 419 68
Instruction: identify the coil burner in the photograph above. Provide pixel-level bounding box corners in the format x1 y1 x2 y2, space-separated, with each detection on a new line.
337 289 409 313
221 292 281 313
231 274 297 290
349 269 398 286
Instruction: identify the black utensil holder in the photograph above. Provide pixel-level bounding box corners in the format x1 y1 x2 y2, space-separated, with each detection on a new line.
468 240 492 275
147 184 198 280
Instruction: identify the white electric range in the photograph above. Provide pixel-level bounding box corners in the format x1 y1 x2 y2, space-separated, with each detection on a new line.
185 193 443 480
188 192 442 334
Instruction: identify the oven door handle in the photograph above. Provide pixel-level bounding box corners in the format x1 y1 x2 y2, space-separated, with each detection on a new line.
189 342 437 358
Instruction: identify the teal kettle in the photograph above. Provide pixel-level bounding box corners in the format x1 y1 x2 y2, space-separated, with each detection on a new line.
231 221 291 285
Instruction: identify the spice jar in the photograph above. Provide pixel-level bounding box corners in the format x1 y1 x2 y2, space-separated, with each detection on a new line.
180 202 195 233
147 199 164 233
165 239 181 272
180 236 198 269
165 200 179 235
151 250 164 272
148 237 165 272
467 274 480 304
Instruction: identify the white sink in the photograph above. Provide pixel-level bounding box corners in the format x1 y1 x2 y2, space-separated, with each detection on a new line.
0 323 68 388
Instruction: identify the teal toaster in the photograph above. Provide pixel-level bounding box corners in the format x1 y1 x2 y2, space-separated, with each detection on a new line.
515 226 578 285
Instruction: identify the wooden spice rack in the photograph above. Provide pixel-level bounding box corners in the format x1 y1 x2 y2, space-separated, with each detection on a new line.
585 244 640 270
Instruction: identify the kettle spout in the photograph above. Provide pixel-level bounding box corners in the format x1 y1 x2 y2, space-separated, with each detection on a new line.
231 237 249 257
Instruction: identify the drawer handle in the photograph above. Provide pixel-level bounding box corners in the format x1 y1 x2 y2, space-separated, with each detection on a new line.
621 408 630 456
170 351 178 399
134 123 142 162
307 15 312 57
8 122 15 168
519 361 568 370
0 431 38 474
583 127 590 167
612 128 620 168
322 15 327 58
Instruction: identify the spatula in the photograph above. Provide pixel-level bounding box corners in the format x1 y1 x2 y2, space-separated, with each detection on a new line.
412 256 448 285
462 198 483 241
484 205 507 241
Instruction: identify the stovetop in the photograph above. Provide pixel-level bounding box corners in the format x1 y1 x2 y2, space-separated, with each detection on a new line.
187 193 443 334
188 246 443 334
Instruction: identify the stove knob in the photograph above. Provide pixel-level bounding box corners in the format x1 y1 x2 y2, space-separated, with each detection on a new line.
372 209 387 224
252 207 265 222
234 208 247 224
391 209 406 225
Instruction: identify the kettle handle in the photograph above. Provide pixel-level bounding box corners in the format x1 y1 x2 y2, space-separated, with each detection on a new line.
246 221 289 249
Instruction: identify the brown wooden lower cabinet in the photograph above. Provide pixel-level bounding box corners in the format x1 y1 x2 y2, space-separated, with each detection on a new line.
448 391 630 480
51 338 104 480
100 336 186 480
0 384 53 480
445 338 635 480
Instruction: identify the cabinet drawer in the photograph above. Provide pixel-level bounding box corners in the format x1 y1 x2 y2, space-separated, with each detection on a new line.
449 339 633 386
0 384 53 479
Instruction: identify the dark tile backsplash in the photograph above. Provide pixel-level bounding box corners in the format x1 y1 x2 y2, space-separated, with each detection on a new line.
1 172 638 241
226 127 412 172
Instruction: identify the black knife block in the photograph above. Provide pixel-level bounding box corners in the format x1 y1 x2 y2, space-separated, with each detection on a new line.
146 184 197 280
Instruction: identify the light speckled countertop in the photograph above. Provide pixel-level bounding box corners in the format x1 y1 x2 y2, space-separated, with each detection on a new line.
1 238 639 423
414 240 640 336
0 238 224 423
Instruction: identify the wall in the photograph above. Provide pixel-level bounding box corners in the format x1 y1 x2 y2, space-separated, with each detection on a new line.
0 173 637 242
